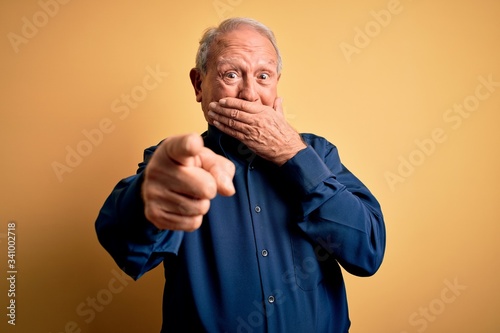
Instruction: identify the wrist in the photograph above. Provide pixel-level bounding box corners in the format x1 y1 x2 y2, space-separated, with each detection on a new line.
275 140 307 166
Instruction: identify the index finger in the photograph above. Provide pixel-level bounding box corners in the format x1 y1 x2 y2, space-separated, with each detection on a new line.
163 133 204 167
218 97 262 114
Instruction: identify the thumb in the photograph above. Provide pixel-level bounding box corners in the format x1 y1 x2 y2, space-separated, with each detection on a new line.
273 97 284 114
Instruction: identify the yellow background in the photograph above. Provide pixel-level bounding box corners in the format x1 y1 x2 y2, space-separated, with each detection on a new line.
1 0 499 332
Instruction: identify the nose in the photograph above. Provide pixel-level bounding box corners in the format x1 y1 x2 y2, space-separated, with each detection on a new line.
237 78 259 102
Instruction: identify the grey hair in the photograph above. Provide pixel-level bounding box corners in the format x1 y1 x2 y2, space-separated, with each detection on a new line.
195 17 283 75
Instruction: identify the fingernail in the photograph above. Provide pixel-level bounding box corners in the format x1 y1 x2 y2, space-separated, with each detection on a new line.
209 102 216 109
219 99 226 106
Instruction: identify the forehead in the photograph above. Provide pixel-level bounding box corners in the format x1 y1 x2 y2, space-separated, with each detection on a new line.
209 27 278 66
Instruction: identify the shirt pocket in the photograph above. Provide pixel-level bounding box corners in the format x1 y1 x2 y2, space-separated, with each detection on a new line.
290 235 324 291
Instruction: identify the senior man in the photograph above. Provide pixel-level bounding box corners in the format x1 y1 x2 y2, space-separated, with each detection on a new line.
96 17 386 332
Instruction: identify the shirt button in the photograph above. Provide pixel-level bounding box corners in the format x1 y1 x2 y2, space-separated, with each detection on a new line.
249 165 255 170
261 249 268 257
268 295 275 304
254 206 261 213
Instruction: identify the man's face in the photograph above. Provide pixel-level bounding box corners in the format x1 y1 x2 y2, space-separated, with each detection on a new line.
191 26 280 124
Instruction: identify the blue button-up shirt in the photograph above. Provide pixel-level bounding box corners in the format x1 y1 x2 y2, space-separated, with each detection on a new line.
95 126 386 332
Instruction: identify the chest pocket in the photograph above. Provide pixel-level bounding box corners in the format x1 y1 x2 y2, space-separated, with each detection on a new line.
290 235 324 291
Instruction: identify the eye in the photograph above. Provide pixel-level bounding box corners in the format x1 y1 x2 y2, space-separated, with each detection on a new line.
259 73 270 80
224 72 238 79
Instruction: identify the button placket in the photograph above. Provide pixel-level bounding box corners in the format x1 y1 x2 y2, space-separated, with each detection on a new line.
246 160 278 314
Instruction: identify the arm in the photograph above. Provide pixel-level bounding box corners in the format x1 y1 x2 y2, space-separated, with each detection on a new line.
95 146 184 280
282 135 386 276
95 134 236 279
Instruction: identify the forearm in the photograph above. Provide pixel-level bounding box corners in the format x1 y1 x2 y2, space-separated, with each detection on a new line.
282 139 386 276
297 179 385 276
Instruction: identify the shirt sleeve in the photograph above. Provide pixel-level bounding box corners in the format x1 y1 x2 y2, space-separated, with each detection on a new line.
95 146 184 280
281 135 386 277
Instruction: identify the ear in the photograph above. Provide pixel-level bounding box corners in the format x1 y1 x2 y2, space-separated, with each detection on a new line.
189 68 203 103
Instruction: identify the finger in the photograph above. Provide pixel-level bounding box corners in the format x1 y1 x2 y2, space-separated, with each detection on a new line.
208 101 255 126
208 102 242 125
219 98 261 114
157 213 203 232
273 97 284 114
145 202 204 232
163 133 204 167
168 147 234 198
157 213 204 232
198 148 236 196
167 163 219 199
146 182 212 216
143 182 210 231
